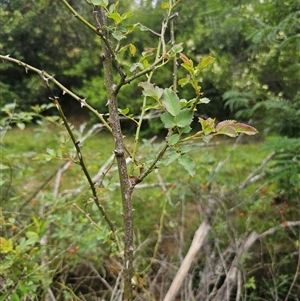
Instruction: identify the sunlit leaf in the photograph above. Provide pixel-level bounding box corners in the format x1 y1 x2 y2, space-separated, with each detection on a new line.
129 44 136 56
107 12 122 25
0 237 14 254
161 2 169 9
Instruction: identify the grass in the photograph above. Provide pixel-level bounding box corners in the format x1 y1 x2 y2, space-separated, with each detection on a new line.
2 122 276 246
1 123 299 300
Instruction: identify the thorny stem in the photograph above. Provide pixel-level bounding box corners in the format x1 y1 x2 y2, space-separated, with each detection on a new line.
0 54 111 131
38 71 118 242
98 8 134 301
53 98 118 240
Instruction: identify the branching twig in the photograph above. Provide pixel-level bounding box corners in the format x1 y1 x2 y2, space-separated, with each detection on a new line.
55 98 117 236
0 54 111 131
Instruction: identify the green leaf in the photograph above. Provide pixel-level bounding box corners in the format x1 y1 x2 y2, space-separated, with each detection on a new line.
170 43 184 55
168 134 180 146
17 122 25 130
176 109 193 128
90 0 107 6
161 112 176 128
129 43 136 56
161 2 170 9
107 12 122 25
180 53 193 68
199 97 211 104
0 164 9 170
178 154 196 177
25 231 39 246
196 56 215 71
199 118 215 135
164 149 181 165
139 82 163 101
162 88 181 116
178 76 190 88
46 148 56 156
180 125 192 134
118 107 130 115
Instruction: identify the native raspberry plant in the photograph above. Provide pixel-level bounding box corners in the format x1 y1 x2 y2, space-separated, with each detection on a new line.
4 1 300 301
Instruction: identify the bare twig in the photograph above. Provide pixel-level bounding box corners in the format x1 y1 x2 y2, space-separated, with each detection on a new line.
238 151 276 190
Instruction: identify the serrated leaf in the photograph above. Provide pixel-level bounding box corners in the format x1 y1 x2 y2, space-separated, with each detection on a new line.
180 125 192 134
178 154 196 177
139 82 163 100
217 126 238 137
161 112 176 128
216 120 235 131
162 88 181 116
176 109 193 128
216 120 258 137
164 150 181 165
168 134 180 146
233 123 258 135
196 56 215 70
